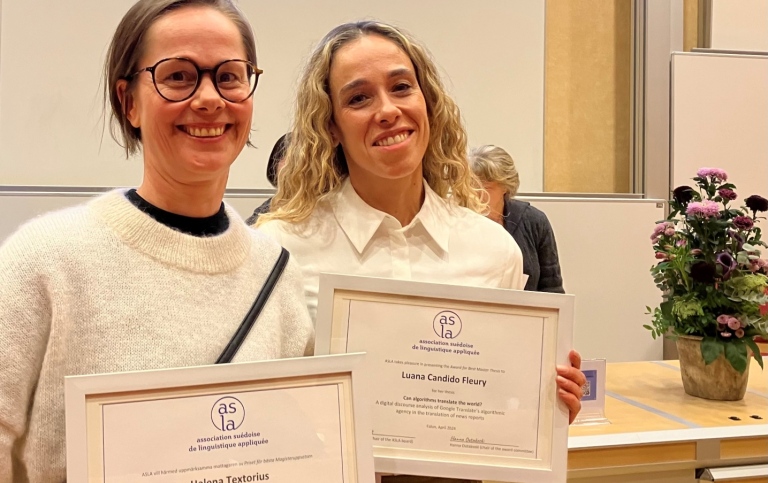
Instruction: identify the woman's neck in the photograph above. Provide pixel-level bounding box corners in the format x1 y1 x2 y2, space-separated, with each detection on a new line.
348 170 424 226
488 197 505 225
138 171 227 218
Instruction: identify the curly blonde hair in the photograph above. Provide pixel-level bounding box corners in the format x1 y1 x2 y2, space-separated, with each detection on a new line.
257 20 484 226
468 145 521 197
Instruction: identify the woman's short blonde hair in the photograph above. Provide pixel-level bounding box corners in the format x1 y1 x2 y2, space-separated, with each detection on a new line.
468 145 520 197
257 20 484 226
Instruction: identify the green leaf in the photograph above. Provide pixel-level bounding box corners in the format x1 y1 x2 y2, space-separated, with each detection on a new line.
701 338 724 365
743 338 765 370
660 300 674 318
724 342 749 374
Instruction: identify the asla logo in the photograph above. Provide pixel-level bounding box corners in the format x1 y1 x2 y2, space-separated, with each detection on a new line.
433 310 462 339
211 396 245 432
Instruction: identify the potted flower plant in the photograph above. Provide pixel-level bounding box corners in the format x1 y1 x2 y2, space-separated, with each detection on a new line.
646 168 768 400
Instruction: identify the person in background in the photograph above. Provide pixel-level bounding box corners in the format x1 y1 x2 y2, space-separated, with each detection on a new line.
0 1 313 480
257 20 584 483
246 132 289 224
469 145 565 294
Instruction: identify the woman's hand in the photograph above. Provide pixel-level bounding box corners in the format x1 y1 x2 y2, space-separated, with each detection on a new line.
556 350 586 424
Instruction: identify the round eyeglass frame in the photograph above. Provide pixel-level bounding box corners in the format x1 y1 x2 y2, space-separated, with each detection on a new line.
127 57 263 103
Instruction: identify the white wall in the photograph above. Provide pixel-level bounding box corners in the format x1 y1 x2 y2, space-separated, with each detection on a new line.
711 0 768 52
671 53 768 210
524 197 665 363
0 1 546 191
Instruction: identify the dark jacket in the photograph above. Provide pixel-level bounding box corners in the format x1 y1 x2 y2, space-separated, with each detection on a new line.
503 198 564 293
245 198 272 226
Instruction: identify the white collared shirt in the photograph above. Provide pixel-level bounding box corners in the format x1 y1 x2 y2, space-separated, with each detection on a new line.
259 179 525 321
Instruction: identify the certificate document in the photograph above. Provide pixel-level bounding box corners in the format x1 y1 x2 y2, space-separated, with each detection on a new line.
66 354 374 483
316 275 573 482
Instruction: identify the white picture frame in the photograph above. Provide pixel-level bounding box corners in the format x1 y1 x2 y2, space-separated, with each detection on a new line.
65 353 375 483
316 274 574 483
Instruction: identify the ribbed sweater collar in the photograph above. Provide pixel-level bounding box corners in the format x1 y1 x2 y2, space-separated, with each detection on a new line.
89 190 251 274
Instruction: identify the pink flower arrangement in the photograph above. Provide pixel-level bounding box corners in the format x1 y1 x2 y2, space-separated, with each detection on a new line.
646 168 768 373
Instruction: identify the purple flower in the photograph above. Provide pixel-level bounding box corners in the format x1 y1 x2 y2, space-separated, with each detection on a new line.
664 227 676 237
655 252 668 260
718 188 737 201
733 216 754 231
716 251 737 279
673 185 695 204
735 328 745 338
745 195 768 213
697 167 728 181
727 317 741 331
686 200 721 218
676 239 687 247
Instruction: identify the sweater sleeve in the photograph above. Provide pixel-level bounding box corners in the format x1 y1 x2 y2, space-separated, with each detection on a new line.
532 209 565 294
0 227 53 480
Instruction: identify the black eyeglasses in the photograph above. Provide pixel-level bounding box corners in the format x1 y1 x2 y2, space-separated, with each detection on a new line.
127 57 263 103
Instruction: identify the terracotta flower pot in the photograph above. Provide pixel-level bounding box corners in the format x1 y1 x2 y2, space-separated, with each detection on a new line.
675 335 750 401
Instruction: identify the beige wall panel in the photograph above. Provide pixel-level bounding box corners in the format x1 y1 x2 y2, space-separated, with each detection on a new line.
544 0 632 193
711 0 768 51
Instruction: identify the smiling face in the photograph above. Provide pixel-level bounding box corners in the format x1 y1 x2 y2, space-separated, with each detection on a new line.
328 34 430 189
119 6 253 186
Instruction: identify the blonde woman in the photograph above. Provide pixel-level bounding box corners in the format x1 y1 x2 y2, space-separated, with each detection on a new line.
257 21 585 482
257 21 524 314
469 145 564 293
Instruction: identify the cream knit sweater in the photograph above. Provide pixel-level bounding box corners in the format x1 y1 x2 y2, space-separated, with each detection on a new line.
0 191 314 482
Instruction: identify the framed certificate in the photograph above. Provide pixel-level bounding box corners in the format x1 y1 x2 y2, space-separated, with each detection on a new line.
65 353 374 483
316 274 574 483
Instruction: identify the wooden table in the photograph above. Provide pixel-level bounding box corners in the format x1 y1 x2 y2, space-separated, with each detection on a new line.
565 358 768 482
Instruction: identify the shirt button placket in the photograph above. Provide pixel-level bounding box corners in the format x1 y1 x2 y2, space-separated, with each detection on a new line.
390 231 411 279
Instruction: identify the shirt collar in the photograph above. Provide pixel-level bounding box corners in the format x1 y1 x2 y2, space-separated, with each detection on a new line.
332 178 452 255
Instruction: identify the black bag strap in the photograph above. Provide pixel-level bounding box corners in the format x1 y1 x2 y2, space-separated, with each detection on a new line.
216 247 290 364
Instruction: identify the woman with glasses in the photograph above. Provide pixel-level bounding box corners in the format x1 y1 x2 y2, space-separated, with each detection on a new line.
257 21 585 483
0 1 312 480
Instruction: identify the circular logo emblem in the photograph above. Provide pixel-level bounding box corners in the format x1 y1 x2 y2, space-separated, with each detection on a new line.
433 310 462 339
211 396 245 432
